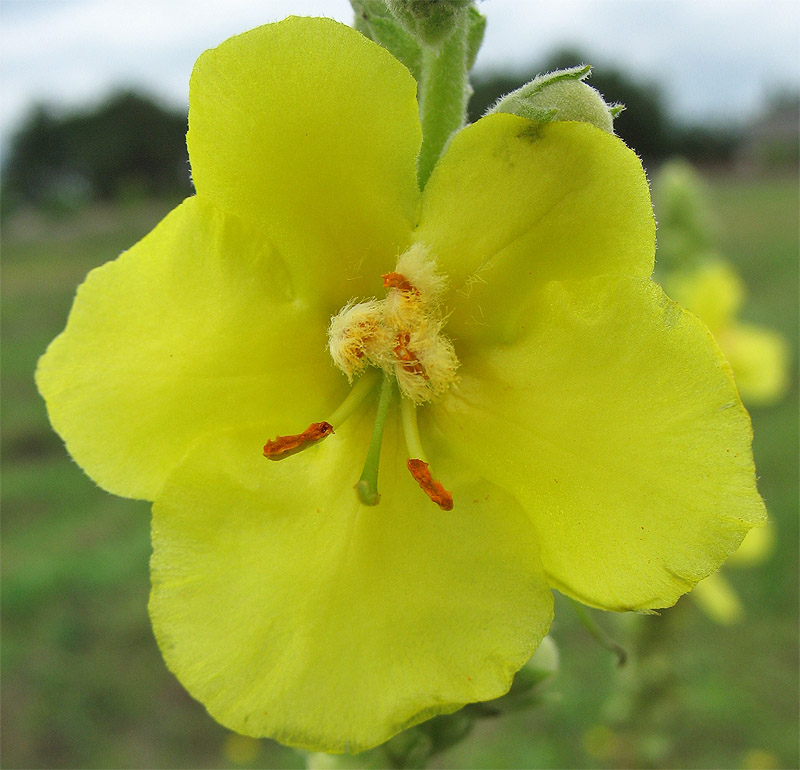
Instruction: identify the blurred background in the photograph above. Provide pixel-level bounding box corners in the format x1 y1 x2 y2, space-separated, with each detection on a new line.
1 1 798 768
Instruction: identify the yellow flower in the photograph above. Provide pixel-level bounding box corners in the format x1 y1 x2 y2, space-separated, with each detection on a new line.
36 17 765 753
654 159 791 407
664 260 790 406
690 523 775 624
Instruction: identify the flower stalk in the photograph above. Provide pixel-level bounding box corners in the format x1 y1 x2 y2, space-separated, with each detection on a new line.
416 13 470 189
571 598 628 666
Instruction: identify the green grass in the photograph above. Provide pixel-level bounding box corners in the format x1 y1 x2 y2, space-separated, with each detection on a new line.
0 201 303 770
1 176 797 769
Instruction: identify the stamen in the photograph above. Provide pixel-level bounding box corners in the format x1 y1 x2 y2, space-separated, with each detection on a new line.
382 271 415 292
262 373 379 461
400 397 453 510
393 331 428 379
400 396 426 460
328 370 380 428
263 422 334 459
407 459 454 511
355 373 394 506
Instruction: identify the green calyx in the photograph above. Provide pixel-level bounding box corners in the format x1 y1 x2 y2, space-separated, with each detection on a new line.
467 636 560 718
306 707 475 769
488 65 622 134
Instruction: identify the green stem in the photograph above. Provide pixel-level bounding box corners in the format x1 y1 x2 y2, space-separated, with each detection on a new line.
355 373 394 506
416 19 470 189
570 599 628 666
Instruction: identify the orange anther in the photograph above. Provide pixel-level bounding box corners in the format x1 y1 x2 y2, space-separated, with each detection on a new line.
382 271 415 292
393 332 428 379
407 458 453 510
263 421 334 459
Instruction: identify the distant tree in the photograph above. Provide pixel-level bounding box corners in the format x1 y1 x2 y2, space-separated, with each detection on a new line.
672 124 740 167
2 106 72 209
2 90 191 210
735 90 800 172
543 49 674 162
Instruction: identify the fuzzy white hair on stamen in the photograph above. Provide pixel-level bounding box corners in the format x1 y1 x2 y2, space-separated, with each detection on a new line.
328 245 459 402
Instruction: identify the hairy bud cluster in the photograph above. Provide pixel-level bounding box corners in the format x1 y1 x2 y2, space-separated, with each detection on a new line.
489 65 622 134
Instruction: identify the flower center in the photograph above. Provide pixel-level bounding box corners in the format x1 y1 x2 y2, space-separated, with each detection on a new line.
327 243 459 404
262 245 457 510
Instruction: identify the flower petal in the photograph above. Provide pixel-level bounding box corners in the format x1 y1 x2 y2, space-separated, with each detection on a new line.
417 116 655 342
149 411 553 753
188 17 421 304
429 276 766 611
36 196 342 501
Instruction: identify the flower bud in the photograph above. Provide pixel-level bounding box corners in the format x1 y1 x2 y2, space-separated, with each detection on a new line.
418 709 474 756
690 571 744 625
653 159 717 268
512 634 560 690
489 65 620 134
384 725 435 767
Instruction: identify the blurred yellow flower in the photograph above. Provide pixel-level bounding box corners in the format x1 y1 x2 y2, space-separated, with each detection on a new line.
741 748 782 770
223 733 261 766
654 160 784 626
664 260 790 405
691 524 775 624
655 159 790 407
36 17 765 753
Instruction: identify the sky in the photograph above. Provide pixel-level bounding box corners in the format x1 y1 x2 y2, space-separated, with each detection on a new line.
1 0 799 145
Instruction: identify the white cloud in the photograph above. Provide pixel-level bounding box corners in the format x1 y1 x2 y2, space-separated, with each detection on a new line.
0 0 352 141
475 0 799 121
1 0 798 144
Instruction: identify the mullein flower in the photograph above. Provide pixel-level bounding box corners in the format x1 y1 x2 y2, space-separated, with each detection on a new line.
36 16 765 753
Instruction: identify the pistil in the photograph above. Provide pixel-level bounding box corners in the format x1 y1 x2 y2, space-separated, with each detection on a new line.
355 373 395 506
